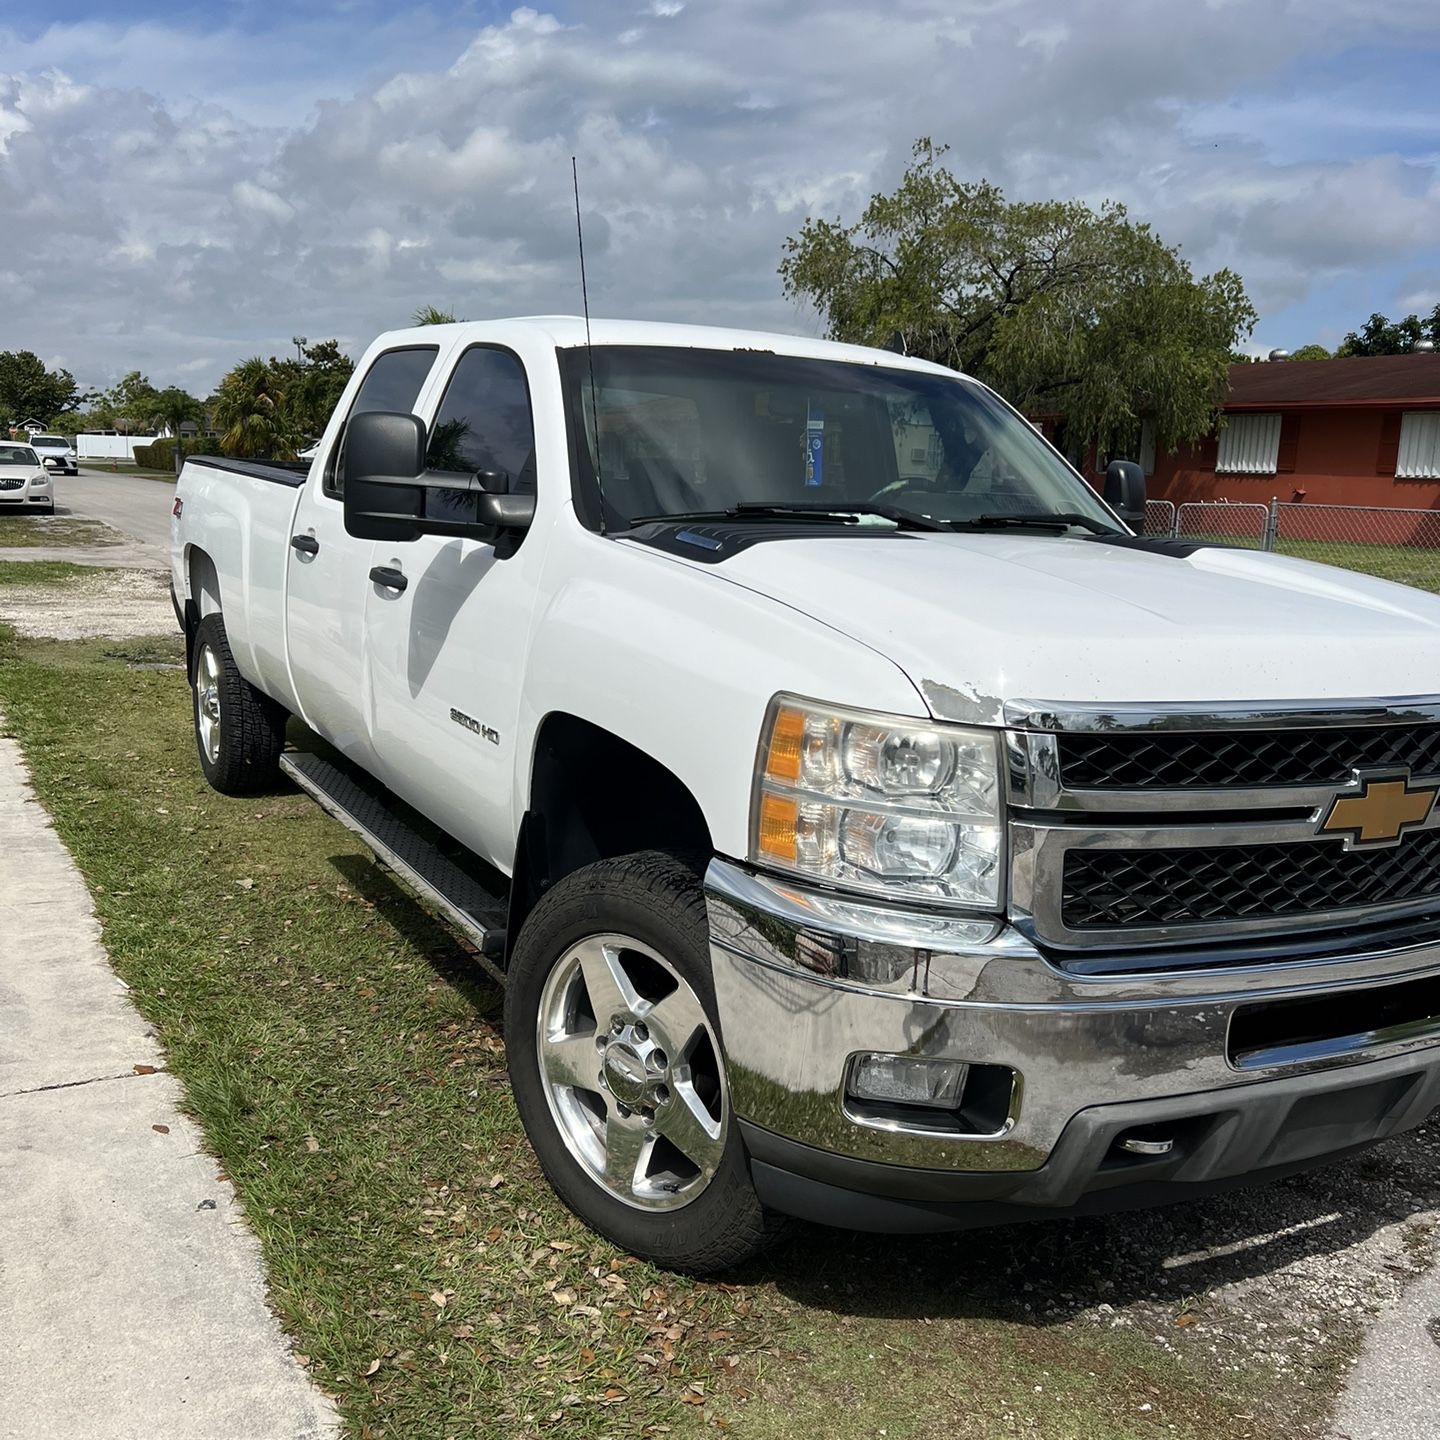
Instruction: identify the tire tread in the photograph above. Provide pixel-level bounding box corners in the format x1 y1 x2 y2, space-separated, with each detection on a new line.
193 613 286 794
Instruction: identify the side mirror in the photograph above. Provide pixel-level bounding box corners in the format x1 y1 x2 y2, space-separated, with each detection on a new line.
342 409 537 544
344 411 427 542
1104 459 1146 531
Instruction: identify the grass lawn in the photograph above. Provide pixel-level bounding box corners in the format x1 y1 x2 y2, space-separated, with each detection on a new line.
1274 537 1440 592
1161 531 1440 593
0 516 121 548
0 595 1361 1439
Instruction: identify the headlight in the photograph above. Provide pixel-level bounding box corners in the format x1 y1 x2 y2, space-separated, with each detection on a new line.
751 695 1004 909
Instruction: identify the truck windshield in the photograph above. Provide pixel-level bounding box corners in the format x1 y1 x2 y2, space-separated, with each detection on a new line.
560 346 1119 534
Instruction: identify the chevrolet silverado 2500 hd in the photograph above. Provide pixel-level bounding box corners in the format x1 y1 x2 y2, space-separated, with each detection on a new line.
172 317 1440 1272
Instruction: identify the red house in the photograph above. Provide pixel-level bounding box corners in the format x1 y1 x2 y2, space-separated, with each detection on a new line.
1148 354 1440 518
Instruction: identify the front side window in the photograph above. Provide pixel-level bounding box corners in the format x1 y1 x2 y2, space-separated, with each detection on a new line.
559 346 1118 533
426 347 535 487
325 345 439 496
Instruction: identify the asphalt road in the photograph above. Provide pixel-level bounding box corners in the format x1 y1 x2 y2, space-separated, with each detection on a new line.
60 466 176 562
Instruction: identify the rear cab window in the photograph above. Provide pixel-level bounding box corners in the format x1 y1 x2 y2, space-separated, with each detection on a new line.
324 346 440 498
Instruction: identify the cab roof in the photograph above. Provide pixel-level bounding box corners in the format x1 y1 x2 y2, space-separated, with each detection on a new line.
368 316 962 380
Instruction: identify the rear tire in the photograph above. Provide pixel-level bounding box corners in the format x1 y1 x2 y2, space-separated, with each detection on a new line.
191 612 286 795
506 851 783 1273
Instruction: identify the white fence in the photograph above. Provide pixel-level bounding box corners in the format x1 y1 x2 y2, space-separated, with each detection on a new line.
75 433 159 461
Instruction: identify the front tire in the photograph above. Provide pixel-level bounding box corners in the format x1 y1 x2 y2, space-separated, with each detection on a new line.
191 613 286 795
506 852 781 1273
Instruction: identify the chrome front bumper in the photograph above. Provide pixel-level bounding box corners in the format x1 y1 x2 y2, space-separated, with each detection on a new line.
705 858 1440 1191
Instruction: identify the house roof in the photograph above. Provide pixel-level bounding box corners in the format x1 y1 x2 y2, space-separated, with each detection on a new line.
1225 354 1440 410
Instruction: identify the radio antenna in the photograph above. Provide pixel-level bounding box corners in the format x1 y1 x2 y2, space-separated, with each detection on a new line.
572 156 606 536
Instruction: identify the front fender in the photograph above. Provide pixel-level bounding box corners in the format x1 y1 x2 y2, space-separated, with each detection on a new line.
516 529 926 859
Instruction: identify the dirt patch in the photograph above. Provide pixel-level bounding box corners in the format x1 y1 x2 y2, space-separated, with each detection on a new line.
0 568 176 640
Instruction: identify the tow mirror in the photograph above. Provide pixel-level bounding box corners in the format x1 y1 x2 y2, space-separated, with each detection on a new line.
1104 459 1147 532
342 411 536 544
343 411 427 542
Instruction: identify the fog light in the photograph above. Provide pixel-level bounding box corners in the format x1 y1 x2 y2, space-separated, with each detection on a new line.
848 1053 968 1109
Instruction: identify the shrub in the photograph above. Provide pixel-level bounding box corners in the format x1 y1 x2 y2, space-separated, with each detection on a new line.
132 437 214 469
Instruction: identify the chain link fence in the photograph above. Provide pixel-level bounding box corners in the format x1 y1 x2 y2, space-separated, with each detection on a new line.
1141 498 1440 593
1272 504 1440 592
1175 501 1270 550
1141 499 1176 538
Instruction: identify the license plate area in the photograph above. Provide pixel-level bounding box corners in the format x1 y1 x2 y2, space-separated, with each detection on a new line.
1229 972 1440 1070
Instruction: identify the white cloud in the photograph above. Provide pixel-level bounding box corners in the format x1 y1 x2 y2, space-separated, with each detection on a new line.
0 0 1438 391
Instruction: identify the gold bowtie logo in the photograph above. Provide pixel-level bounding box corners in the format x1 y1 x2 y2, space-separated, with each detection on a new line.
1321 772 1438 850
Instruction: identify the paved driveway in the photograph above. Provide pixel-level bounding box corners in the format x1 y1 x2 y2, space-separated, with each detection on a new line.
57 467 176 563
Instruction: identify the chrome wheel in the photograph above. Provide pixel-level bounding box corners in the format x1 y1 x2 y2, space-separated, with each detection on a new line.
194 642 222 764
536 932 728 1211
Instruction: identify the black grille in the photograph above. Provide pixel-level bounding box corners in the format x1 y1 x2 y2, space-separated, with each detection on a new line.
1063 831 1440 930
0 478 24 491
1059 724 1440 790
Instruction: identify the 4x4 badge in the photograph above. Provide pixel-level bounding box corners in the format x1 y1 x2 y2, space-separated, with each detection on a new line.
1320 770 1438 850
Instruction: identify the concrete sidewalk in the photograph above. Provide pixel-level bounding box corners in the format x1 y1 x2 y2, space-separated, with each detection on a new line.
0 733 337 1439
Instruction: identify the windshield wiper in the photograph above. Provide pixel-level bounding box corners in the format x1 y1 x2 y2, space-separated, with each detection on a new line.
954 512 1118 537
626 501 945 532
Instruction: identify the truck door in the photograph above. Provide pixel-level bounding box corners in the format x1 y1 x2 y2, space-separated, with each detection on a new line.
286 344 441 770
362 344 541 867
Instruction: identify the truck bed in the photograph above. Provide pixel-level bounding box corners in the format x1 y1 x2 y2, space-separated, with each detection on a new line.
185 455 311 486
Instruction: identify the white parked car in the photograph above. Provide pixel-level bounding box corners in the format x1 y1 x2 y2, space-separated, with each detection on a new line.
0 443 56 514
171 316 1440 1272
28 434 78 475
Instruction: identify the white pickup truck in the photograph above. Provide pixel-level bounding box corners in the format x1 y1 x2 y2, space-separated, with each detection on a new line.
171 317 1440 1272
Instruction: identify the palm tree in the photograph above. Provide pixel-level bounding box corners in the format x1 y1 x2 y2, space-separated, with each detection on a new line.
148 386 205 476
412 304 463 326
211 358 301 460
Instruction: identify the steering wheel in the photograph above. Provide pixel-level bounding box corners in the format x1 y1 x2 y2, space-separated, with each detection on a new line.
869 473 951 503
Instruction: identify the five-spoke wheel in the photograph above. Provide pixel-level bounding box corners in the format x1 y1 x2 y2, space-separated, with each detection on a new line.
506 852 781 1272
537 933 727 1210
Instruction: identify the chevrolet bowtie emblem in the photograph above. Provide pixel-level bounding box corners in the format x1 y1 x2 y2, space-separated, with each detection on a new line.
1321 771 1438 850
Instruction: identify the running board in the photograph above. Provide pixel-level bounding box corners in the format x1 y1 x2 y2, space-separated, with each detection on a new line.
280 750 508 986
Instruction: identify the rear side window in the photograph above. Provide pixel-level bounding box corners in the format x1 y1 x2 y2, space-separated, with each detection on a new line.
324 345 439 497
425 346 536 492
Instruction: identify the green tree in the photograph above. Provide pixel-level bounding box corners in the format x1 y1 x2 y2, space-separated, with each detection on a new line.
1336 306 1440 356
1288 344 1332 361
147 387 206 475
0 350 84 428
266 338 355 439
211 358 302 460
413 305 461 326
779 139 1257 453
89 371 162 434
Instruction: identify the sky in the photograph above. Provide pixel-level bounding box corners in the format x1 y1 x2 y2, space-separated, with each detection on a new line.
1 0 1439 396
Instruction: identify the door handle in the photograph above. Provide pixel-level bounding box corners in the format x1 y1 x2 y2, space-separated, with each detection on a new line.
290 533 320 555
369 565 408 593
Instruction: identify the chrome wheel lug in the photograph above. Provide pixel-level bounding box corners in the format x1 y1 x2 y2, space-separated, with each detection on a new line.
610 1016 625 1036
653 1082 670 1106
633 1022 649 1044
647 1049 667 1074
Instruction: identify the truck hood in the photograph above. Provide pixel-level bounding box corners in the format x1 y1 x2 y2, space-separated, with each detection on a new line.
711 533 1440 722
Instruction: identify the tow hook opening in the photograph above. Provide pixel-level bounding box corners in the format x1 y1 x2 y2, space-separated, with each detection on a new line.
1103 1116 1214 1172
